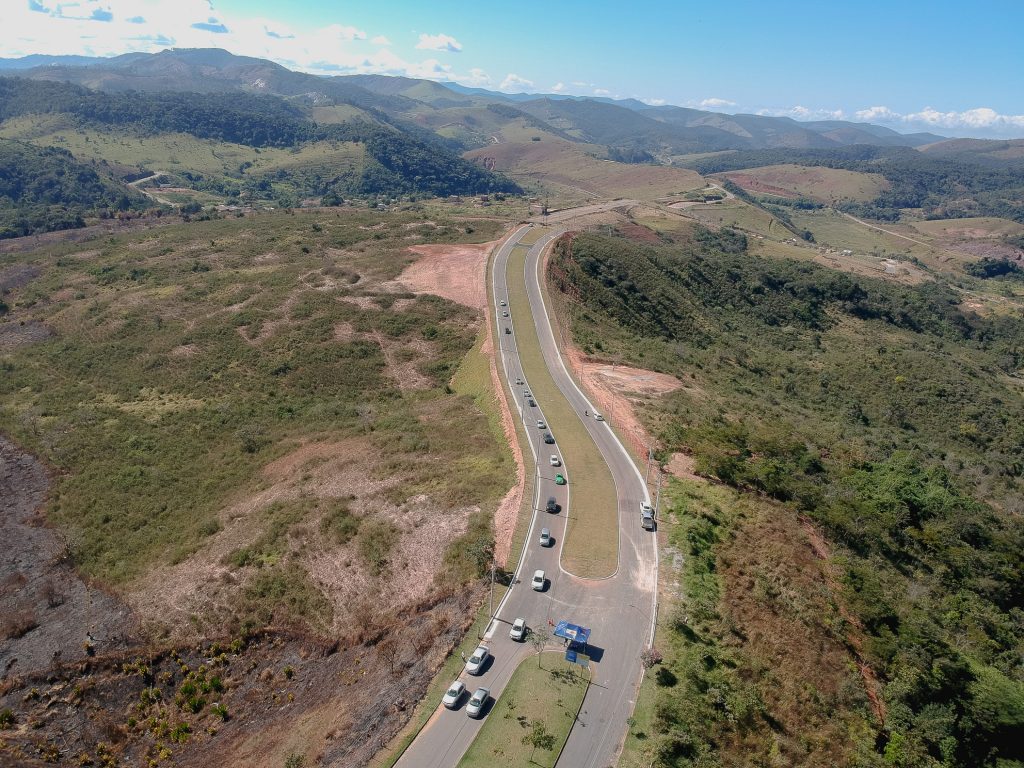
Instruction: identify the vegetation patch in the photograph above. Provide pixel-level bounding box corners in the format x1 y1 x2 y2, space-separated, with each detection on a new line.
458 653 588 768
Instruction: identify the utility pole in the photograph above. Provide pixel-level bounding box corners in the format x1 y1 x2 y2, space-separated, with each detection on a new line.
489 560 496 619
644 446 653 486
654 465 664 516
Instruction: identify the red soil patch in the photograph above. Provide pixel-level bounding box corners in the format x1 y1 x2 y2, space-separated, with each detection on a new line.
721 172 799 199
393 240 501 311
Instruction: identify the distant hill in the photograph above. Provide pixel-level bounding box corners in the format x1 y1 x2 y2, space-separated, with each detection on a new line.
919 137 1024 167
3 49 948 155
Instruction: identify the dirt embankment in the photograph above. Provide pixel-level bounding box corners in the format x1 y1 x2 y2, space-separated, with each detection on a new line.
389 232 526 567
1 436 136 679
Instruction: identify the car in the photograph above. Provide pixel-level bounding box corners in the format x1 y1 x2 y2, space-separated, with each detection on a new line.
640 501 656 531
531 570 546 591
549 454 560 467
523 389 531 398
543 433 555 444
545 496 558 513
509 617 527 641
442 680 466 709
500 300 507 307
536 419 546 429
528 398 536 407
505 327 512 335
594 412 604 421
465 645 490 675
515 377 523 385
554 473 566 485
466 687 489 718
539 527 552 546
502 311 509 317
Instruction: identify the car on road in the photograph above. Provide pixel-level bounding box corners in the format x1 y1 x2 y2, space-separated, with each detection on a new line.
536 419 546 429
528 398 536 407
502 311 509 317
523 389 531 398
442 680 465 709
594 412 604 421
540 527 552 546
545 496 558 513
509 617 527 641
466 687 489 718
554 473 566 485
515 377 523 385
505 327 511 335
500 300 507 307
531 570 546 591
465 645 490 675
543 432 555 444
640 501 656 531
549 454 560 467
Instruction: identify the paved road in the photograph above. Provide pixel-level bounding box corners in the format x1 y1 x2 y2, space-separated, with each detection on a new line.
395 222 657 768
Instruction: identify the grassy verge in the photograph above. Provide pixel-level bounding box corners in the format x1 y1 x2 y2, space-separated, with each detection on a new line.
506 244 618 577
458 652 589 768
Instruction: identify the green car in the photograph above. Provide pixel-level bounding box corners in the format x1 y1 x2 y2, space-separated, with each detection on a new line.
554 473 566 485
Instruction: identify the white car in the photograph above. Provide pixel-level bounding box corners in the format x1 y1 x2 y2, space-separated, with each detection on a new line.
502 311 509 317
515 377 523 385
442 680 465 709
509 617 527 641
465 645 490 675
499 300 507 307
466 687 489 718
539 527 552 547
531 570 546 591
549 454 560 467
536 419 546 429
594 412 604 421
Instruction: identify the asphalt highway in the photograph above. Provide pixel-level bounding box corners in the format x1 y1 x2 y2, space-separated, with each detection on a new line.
395 220 657 768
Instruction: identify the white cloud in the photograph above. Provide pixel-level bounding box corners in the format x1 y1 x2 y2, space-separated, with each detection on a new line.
593 88 610 96
756 105 846 121
551 82 565 92
855 105 900 122
371 35 391 46
643 97 666 106
453 67 490 87
699 97 736 109
851 105 1024 136
499 73 533 92
415 32 462 53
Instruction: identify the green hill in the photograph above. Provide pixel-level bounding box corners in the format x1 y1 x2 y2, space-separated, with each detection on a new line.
0 138 149 238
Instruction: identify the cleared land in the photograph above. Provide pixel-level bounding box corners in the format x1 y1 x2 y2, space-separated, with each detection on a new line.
0 209 519 767
505 243 618 577
465 131 703 203
457 653 588 768
719 163 889 203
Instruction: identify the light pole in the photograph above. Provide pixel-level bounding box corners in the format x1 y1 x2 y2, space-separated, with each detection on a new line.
654 465 664 516
644 446 653 486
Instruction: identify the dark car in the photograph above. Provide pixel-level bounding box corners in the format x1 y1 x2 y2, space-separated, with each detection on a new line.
543 433 554 444
545 496 558 513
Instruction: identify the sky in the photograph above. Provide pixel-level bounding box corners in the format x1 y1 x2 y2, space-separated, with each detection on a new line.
3 0 1023 138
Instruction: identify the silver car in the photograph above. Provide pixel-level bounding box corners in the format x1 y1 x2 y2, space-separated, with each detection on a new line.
465 645 489 675
442 680 465 709
539 527 552 547
531 570 546 591
466 687 489 718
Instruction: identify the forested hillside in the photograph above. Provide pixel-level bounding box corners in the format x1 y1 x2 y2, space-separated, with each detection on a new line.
0 76 519 235
552 228 1024 768
0 139 149 238
689 145 1024 223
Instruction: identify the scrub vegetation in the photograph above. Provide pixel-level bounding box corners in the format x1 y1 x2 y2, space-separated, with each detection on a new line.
550 225 1024 767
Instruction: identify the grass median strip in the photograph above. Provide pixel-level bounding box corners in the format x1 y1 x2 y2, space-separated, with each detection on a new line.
458 652 589 768
506 242 618 577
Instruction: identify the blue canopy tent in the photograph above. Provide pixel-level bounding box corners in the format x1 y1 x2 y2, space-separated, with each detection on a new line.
553 620 591 650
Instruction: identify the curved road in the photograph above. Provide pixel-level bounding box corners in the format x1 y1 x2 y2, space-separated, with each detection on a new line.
396 221 657 768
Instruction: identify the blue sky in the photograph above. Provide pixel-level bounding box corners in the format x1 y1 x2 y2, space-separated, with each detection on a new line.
5 0 1024 137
